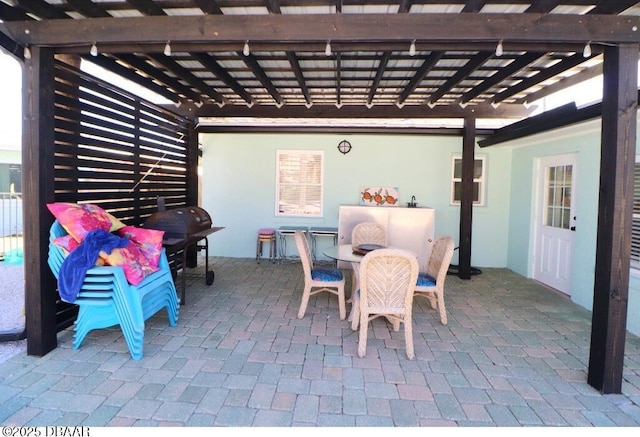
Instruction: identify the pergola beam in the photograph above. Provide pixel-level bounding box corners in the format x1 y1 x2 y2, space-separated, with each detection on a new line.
2 14 639 48
589 42 639 394
514 62 604 104
493 53 598 104
428 51 494 105
193 102 532 119
22 46 58 357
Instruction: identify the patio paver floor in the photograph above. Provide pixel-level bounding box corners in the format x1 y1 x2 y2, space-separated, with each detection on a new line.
1 257 639 427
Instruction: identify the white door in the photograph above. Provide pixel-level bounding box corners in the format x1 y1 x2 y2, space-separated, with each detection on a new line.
533 154 577 295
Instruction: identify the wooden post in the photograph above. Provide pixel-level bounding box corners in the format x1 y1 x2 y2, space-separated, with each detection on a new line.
186 120 200 268
23 46 58 356
588 43 638 394
187 121 199 207
458 117 475 279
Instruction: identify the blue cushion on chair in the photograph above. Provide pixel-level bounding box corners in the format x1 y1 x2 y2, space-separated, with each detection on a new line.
417 273 436 287
311 268 344 282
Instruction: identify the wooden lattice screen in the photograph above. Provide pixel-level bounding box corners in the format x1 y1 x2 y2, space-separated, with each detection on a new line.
52 59 195 330
54 60 195 226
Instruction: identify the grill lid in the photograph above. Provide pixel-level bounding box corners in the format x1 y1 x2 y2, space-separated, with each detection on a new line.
144 206 212 240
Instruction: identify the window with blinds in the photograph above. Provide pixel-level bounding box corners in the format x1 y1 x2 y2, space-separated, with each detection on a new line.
451 155 486 206
276 150 323 217
632 162 640 270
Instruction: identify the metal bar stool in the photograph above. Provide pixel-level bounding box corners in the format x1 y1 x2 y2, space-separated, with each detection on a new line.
256 228 276 263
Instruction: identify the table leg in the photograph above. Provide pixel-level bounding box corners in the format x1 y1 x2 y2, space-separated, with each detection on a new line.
347 263 360 323
278 233 286 263
310 233 317 261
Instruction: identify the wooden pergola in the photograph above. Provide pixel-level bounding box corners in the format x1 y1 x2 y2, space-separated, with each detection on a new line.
0 1 638 394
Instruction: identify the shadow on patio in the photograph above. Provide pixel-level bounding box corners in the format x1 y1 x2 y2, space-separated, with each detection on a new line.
1 257 639 426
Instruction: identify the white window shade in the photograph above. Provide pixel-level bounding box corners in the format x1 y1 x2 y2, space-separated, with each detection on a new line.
276 150 324 217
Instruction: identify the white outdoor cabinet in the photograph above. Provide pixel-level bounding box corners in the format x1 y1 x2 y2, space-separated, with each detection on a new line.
337 205 435 269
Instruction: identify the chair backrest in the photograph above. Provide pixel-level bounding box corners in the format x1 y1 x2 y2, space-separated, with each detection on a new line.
48 220 71 279
352 222 387 247
294 230 313 277
425 236 455 284
359 248 419 316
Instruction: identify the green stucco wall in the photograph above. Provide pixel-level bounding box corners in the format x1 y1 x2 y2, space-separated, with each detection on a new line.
200 132 513 267
504 118 639 336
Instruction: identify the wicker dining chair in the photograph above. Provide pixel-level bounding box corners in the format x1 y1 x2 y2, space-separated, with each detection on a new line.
414 235 455 325
293 230 347 320
352 248 419 359
351 222 387 247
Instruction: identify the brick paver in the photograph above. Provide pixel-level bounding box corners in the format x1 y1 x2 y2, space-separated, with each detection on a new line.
0 259 639 427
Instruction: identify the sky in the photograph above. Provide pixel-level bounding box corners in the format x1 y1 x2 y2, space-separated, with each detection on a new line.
81 60 172 105
0 51 22 150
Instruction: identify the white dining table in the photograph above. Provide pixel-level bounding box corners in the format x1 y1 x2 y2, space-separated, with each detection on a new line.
323 244 366 264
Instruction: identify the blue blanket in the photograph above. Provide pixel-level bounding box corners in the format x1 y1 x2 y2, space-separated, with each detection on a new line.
58 229 130 303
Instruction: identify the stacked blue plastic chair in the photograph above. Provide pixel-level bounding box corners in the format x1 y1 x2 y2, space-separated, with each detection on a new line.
48 220 179 360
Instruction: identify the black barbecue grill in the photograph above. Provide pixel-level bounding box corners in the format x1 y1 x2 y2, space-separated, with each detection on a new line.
144 205 224 304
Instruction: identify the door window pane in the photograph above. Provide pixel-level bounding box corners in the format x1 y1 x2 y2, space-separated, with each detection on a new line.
544 165 572 230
